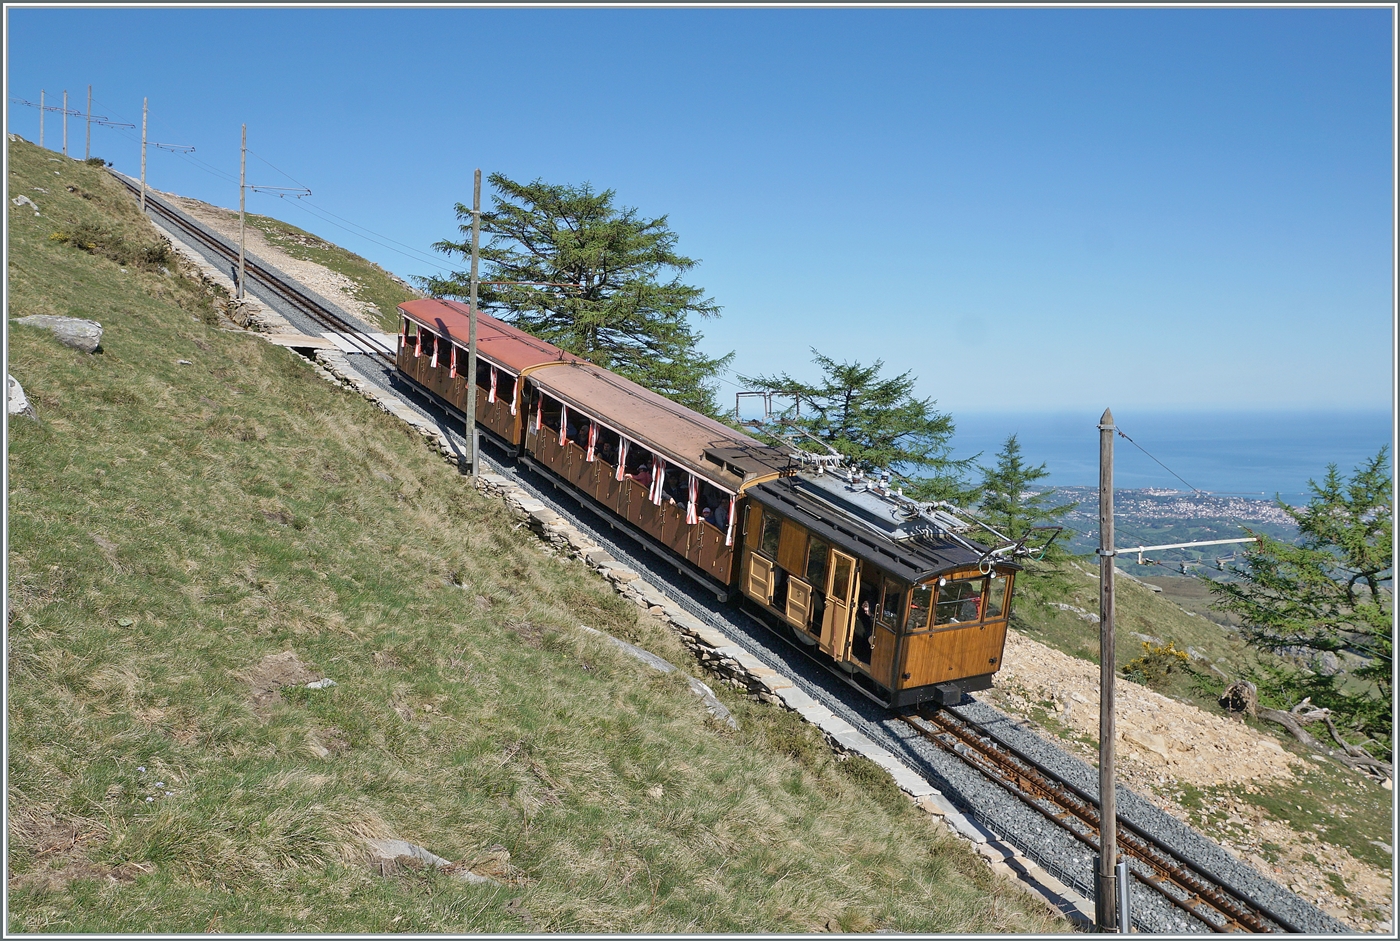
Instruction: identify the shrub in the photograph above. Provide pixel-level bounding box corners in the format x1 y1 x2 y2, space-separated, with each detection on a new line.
1123 640 1190 687
50 223 170 269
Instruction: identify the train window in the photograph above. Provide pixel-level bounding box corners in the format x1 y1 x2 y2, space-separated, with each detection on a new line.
421 332 436 360
539 396 562 432
830 555 853 605
476 359 491 390
878 577 903 629
760 509 782 558
499 373 517 405
624 444 652 476
806 537 829 588
935 578 985 625
907 583 934 632
697 480 728 530
984 574 1008 619
596 427 621 467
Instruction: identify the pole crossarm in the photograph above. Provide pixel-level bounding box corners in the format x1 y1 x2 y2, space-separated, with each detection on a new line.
248 185 311 197
1115 536 1259 565
151 142 194 152
93 119 137 129
11 98 89 117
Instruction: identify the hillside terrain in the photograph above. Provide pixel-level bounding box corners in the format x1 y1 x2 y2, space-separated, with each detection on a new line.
6 137 1064 933
8 136 1390 933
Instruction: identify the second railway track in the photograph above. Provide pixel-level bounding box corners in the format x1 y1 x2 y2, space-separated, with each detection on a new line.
128 179 1352 936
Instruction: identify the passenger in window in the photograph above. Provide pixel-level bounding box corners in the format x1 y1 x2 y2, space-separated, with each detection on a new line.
629 462 652 488
599 440 618 466
700 506 714 526
712 499 729 532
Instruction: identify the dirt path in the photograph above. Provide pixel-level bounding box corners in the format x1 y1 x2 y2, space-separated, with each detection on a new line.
155 191 382 330
989 628 1393 932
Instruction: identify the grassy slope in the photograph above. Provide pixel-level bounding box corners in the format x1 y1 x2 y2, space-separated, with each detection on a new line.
5 139 1064 933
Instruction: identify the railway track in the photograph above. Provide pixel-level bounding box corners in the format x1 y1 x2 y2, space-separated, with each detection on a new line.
907 708 1304 933
109 171 395 365
123 181 1343 935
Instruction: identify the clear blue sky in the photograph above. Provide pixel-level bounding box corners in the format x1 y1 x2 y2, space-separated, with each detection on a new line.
6 5 1395 417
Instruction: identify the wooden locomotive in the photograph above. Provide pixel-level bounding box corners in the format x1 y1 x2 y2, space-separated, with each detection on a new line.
396 298 1019 708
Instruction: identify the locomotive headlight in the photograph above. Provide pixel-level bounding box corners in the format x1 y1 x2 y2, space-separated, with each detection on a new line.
938 577 946 586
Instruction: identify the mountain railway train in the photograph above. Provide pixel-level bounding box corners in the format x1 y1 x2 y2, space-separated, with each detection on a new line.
396 297 1024 708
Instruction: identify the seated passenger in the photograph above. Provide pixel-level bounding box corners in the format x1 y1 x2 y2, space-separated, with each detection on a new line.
700 506 714 526
628 463 652 488
599 442 618 466
712 500 729 532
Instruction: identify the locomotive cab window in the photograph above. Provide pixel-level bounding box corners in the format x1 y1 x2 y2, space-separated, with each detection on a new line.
907 583 934 632
759 508 782 559
985 573 1009 619
877 577 904 630
935 577 985 625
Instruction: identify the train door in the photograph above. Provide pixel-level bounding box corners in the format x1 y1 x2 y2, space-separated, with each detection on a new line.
820 549 856 658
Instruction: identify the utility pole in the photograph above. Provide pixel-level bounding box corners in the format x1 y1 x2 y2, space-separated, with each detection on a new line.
140 98 148 213
85 85 92 160
39 90 44 148
238 124 247 300
1096 407 1127 933
465 168 482 477
62 89 68 156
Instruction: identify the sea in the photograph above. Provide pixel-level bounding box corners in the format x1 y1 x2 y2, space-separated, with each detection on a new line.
944 409 1394 505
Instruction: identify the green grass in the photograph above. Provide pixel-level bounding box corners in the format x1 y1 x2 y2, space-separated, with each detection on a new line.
6 138 1066 934
241 212 418 332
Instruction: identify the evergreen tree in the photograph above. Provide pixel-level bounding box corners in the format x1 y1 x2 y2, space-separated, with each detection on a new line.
977 434 1077 585
424 174 732 416
1210 447 1392 756
740 349 974 499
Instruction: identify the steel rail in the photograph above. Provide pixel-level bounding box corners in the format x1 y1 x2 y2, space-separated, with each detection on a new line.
109 171 395 365
908 709 1304 933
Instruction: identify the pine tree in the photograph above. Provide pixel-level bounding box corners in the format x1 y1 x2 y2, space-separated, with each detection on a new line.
1211 447 1392 758
739 349 974 498
424 174 732 416
977 434 1077 584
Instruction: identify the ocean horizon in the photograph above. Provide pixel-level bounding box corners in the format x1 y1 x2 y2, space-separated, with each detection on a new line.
944 408 1394 504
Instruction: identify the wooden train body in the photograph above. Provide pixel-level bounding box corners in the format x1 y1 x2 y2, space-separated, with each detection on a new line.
396 298 1017 708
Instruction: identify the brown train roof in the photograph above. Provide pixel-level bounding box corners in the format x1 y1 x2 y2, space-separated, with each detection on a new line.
530 362 789 489
398 298 790 488
398 298 582 374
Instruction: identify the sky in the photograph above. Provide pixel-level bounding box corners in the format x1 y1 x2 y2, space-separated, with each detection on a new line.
5 5 1396 430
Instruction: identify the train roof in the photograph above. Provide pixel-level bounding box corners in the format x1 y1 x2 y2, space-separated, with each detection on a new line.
747 472 1020 584
399 298 583 374
529 361 790 489
399 298 789 489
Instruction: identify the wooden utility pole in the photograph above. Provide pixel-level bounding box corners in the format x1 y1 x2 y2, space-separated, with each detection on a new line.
465 168 482 477
238 124 247 300
85 85 92 160
140 98 148 213
39 90 44 148
1096 407 1124 932
62 89 68 156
